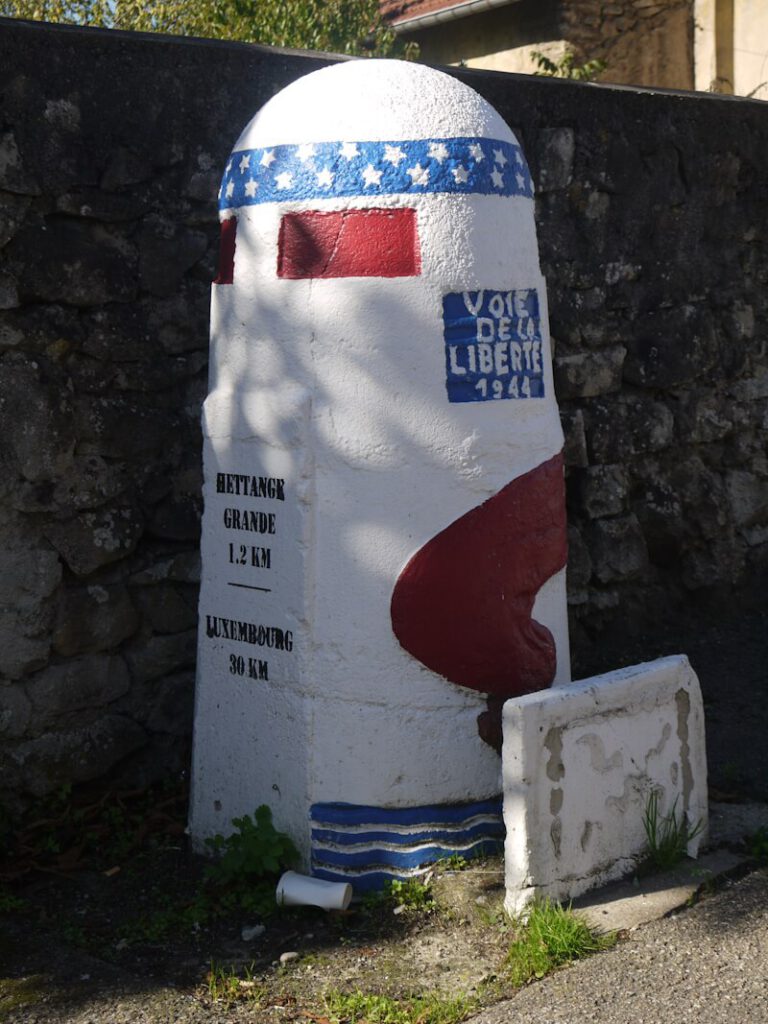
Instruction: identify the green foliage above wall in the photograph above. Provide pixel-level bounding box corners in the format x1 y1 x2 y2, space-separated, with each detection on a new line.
0 0 410 57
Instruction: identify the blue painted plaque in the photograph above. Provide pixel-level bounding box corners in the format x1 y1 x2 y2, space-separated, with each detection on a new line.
443 288 545 403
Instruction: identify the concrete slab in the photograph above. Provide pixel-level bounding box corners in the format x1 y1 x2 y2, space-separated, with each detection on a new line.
503 655 708 913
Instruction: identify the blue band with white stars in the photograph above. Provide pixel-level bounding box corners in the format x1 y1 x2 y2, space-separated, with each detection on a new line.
218 137 532 211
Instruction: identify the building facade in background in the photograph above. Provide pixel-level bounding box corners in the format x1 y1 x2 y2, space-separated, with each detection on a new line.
380 0 768 100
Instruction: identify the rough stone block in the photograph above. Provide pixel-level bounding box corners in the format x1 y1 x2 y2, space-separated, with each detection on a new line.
676 393 732 444
503 655 708 913
9 714 147 798
0 684 32 739
145 671 195 735
0 192 32 248
587 514 648 582
559 408 588 468
554 346 625 399
537 127 575 192
587 395 674 462
25 654 131 729
44 506 143 576
53 584 139 656
624 306 718 387
726 470 768 527
7 220 138 306
125 629 197 684
0 356 76 482
565 524 592 598
132 584 198 634
577 464 629 519
0 612 51 680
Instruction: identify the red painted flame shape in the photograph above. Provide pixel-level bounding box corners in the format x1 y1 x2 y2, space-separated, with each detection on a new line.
390 452 567 700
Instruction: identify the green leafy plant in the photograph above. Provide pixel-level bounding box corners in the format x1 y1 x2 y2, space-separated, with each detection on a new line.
642 790 703 872
531 49 606 82
435 853 468 872
204 805 298 917
385 876 436 912
323 988 476 1024
505 898 614 987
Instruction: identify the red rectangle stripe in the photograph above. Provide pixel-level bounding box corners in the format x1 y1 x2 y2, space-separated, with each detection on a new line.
278 207 420 279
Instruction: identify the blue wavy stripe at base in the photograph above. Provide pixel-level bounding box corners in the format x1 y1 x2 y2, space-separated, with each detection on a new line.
311 818 502 848
310 797 502 828
309 798 504 889
312 839 504 892
313 836 504 870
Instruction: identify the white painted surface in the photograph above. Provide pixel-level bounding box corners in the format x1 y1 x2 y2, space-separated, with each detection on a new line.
189 59 568 865
503 656 708 914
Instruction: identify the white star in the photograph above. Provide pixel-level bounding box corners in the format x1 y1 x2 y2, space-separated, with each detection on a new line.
275 171 293 190
225 180 235 198
316 168 334 187
428 142 450 163
225 160 232 173
407 163 429 187
515 149 524 166
297 142 316 162
452 165 469 184
362 164 383 187
493 148 508 167
339 141 359 160
468 143 484 162
516 172 526 190
383 144 406 166
491 168 504 189
244 178 258 198
260 150 276 168
239 153 251 173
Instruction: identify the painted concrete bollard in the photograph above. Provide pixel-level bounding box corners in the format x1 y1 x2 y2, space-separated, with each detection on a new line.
189 59 569 887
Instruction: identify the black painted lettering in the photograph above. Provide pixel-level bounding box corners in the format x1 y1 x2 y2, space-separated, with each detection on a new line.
248 658 269 681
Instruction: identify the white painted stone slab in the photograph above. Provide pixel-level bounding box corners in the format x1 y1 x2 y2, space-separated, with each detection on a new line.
503 655 708 914
189 59 570 886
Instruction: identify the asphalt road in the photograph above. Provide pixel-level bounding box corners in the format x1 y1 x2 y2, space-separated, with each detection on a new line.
470 867 768 1024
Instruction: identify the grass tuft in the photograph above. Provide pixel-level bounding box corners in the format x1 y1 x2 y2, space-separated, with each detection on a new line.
206 960 266 1006
505 898 614 987
642 790 703 872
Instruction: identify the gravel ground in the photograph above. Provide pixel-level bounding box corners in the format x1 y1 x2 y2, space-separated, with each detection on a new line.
2 863 767 1023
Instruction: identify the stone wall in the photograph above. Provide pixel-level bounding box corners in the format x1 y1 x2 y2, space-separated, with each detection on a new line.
1 17 766 807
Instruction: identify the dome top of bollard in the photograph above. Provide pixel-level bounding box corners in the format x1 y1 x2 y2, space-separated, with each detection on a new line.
219 60 532 214
236 59 516 148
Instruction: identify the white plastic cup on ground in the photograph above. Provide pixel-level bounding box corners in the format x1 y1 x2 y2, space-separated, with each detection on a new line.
275 870 353 911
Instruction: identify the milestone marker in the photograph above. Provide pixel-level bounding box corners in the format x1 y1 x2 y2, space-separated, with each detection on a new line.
189 59 569 887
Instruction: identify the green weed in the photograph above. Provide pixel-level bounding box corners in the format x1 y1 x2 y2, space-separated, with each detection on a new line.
505 898 614 987
205 805 298 918
642 790 703 872
385 877 436 912
206 960 265 1006
323 988 475 1024
0 889 26 914
748 826 768 863
531 49 607 81
435 854 468 872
